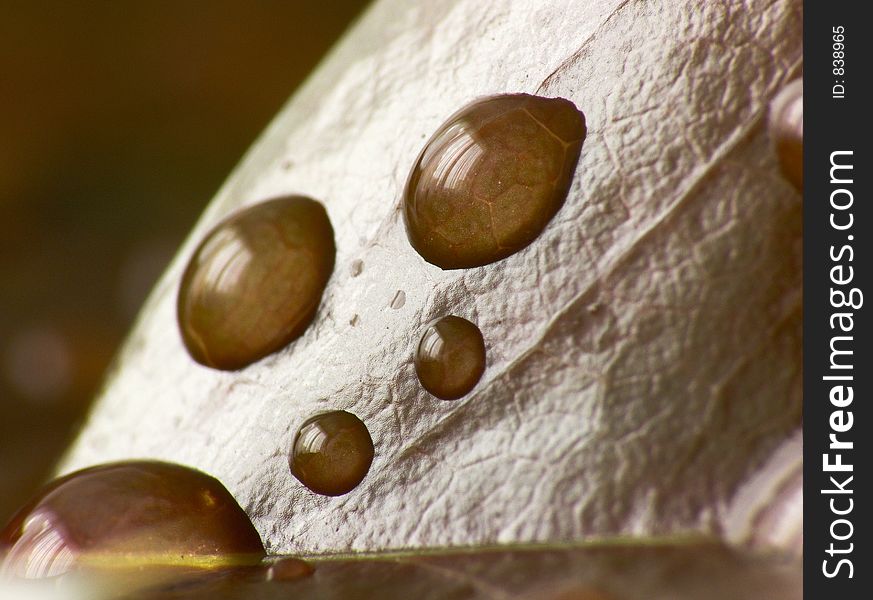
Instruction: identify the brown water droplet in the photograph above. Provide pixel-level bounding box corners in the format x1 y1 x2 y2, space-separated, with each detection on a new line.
403 93 586 269
0 461 264 579
177 196 335 370
289 411 374 496
768 79 802 191
415 316 486 400
264 557 315 581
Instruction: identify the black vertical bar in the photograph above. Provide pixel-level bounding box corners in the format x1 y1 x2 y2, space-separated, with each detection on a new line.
805 1 870 597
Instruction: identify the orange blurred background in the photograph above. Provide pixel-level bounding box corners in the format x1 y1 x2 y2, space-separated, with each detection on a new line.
0 1 370 523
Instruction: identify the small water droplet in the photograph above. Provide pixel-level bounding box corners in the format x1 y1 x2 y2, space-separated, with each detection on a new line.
0 461 264 579
768 79 802 191
403 93 586 269
415 316 486 400
349 259 364 277
390 290 406 309
177 196 336 370
289 411 374 496
264 557 315 581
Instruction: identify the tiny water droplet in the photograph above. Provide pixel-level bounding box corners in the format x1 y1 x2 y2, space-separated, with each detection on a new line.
264 557 315 581
403 93 586 269
349 259 364 277
415 316 486 400
177 196 335 370
289 411 374 496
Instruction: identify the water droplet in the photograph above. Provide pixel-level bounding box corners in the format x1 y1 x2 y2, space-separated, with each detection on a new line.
264 557 314 581
349 314 360 327
403 93 586 269
390 290 406 309
415 316 486 400
289 411 374 496
0 461 264 579
349 259 364 277
768 79 802 191
177 196 335 370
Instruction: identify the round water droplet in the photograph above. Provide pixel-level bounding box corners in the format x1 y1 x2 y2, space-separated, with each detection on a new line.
768 79 802 191
289 411 374 497
0 461 264 579
415 316 486 400
403 93 586 269
177 196 335 370
264 557 315 581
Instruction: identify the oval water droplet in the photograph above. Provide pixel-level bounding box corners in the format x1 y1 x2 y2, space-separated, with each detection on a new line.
349 259 364 277
177 196 336 370
768 79 802 191
403 93 586 269
415 316 486 400
0 461 264 579
264 557 315 582
289 411 374 497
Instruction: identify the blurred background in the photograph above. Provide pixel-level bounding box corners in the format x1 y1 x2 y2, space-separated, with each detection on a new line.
0 0 370 523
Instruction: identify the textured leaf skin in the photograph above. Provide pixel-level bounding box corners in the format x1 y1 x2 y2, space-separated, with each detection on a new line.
57 0 802 558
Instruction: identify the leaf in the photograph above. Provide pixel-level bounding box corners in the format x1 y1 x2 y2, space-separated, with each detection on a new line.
57 0 802 560
1 542 802 600
140 543 801 599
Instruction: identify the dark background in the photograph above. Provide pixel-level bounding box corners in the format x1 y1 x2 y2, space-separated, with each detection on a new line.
0 0 370 523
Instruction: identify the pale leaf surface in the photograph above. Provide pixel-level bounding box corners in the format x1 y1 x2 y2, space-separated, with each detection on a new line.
59 0 803 556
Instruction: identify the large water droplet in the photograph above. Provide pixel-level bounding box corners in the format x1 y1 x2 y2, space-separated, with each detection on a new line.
403 93 586 269
177 195 335 370
0 461 264 579
415 316 486 400
289 411 374 496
